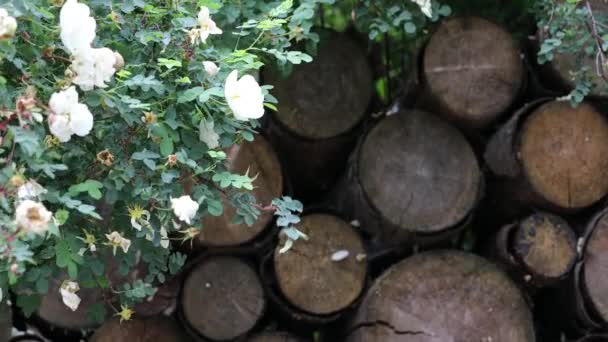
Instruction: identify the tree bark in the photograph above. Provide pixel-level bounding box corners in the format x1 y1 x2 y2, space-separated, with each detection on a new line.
90 316 189 342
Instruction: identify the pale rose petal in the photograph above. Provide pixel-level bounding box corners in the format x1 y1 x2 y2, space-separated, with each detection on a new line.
170 195 199 224
69 103 94 137
15 200 52 234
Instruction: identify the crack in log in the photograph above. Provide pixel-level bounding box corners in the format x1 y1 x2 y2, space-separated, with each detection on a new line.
344 320 433 339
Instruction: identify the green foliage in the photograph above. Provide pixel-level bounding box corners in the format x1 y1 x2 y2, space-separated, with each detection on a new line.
534 0 608 104
0 0 322 321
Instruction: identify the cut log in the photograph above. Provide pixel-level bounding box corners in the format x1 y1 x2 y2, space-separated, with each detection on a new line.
36 274 104 331
519 101 608 210
90 317 188 342
247 331 302 342
180 256 265 341
582 208 608 325
422 16 524 128
345 250 535 342
492 212 577 286
273 214 367 315
197 136 283 247
330 109 480 248
263 31 373 202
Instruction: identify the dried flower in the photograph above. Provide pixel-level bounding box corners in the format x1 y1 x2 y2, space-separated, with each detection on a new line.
96 149 114 167
15 200 52 234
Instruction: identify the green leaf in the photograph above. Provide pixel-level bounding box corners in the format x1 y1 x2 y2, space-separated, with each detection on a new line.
16 294 41 317
54 209 69 226
177 87 205 103
160 137 174 156
88 303 107 324
35 277 48 294
68 180 103 200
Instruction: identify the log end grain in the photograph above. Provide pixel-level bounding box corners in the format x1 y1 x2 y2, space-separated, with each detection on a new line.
181 256 265 341
583 210 608 324
358 110 480 238
519 101 608 210
513 213 577 281
36 276 103 331
346 250 535 342
273 214 367 315
198 136 283 247
263 32 373 139
423 16 523 128
90 317 188 342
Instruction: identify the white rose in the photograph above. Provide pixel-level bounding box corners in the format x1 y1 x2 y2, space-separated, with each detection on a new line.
49 85 79 116
170 195 199 224
59 0 96 54
197 6 222 44
0 8 17 39
68 103 93 137
106 231 131 254
71 47 117 91
203 61 219 77
60 281 81 312
48 114 73 142
17 180 47 200
15 200 52 234
412 0 432 18
48 86 94 142
224 70 265 121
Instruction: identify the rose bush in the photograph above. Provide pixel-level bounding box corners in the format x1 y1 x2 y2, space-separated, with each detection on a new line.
0 0 323 321
0 0 445 326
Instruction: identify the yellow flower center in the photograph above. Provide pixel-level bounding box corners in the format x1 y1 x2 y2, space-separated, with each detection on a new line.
128 204 146 220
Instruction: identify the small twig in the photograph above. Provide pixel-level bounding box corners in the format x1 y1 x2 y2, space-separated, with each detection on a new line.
585 0 608 81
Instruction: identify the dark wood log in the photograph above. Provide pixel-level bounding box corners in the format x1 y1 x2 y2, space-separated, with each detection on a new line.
273 214 367 315
263 31 373 202
345 250 535 342
180 256 265 341
485 100 608 212
422 16 524 129
492 212 577 287
196 135 283 247
328 109 481 249
90 316 189 342
247 331 302 342
578 334 608 342
0 301 11 342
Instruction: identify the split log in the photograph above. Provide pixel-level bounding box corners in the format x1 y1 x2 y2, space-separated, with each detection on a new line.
90 316 189 342
580 207 608 326
485 100 608 211
328 109 481 249
345 250 535 342
247 331 302 342
422 16 524 129
180 256 265 341
492 212 577 287
263 31 373 202
273 214 367 315
196 135 283 248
